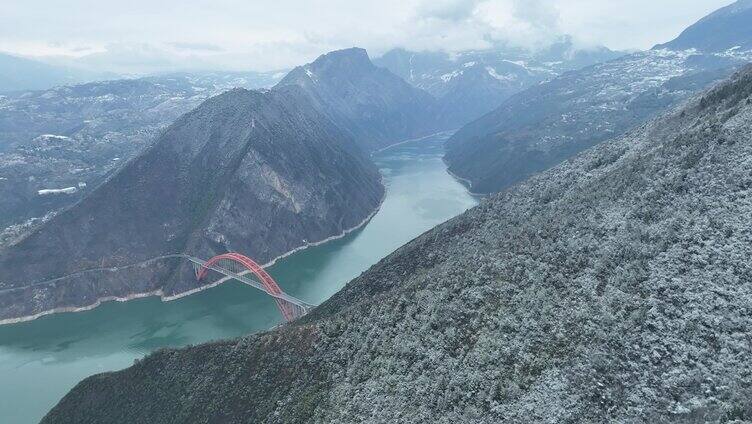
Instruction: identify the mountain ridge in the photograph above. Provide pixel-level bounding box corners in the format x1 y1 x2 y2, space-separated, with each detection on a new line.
0 53 111 93
374 39 626 127
655 0 752 52
0 72 284 241
0 79 385 324
276 47 438 151
444 2 752 194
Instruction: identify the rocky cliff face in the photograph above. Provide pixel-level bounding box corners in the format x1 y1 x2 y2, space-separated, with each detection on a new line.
375 39 625 128
276 48 437 151
42 64 752 423
444 1 752 194
0 84 384 323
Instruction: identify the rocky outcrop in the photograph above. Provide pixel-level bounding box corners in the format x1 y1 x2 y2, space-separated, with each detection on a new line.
42 63 752 423
444 1 752 194
276 48 437 151
0 84 384 323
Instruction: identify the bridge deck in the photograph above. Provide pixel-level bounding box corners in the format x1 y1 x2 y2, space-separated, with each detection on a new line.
185 256 316 310
0 253 316 321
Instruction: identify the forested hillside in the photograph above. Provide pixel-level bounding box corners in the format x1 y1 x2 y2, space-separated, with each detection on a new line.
43 64 752 424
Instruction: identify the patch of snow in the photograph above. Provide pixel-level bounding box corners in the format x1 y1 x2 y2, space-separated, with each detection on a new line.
77 182 87 188
503 59 527 68
112 157 121 161
719 47 752 61
38 187 77 195
0 211 58 247
440 70 463 82
590 49 691 103
486 67 516 82
527 66 557 74
95 94 116 102
36 134 72 142
463 61 476 68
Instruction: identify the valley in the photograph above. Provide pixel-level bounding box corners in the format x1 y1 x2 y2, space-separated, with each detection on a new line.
2 2 751 422
0 135 478 424
46 62 752 424
0 48 439 324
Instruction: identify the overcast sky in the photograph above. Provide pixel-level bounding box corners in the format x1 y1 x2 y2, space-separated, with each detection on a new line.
0 0 736 74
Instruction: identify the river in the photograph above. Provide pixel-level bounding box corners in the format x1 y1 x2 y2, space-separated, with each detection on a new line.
0 134 478 423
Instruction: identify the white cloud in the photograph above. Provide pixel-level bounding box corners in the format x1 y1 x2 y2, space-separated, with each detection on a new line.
415 0 484 21
0 0 737 74
552 0 734 50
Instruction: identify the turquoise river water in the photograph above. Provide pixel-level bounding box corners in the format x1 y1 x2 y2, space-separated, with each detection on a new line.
0 134 478 423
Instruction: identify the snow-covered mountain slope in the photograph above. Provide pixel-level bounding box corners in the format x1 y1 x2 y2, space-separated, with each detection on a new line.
445 1 752 194
375 38 625 127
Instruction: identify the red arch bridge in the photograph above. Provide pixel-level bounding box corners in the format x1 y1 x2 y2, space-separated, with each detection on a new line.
1 252 315 323
182 252 316 322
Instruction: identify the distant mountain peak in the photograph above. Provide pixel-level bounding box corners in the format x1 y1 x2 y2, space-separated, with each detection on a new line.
312 47 370 64
373 42 625 128
655 0 752 52
0 53 104 93
274 47 437 151
282 48 374 85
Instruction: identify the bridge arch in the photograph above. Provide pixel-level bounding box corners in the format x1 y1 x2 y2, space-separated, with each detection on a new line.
196 252 300 321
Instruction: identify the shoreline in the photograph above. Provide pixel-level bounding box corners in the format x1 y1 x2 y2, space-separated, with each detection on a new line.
1 130 454 326
0 187 387 327
442 157 488 198
371 130 455 156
